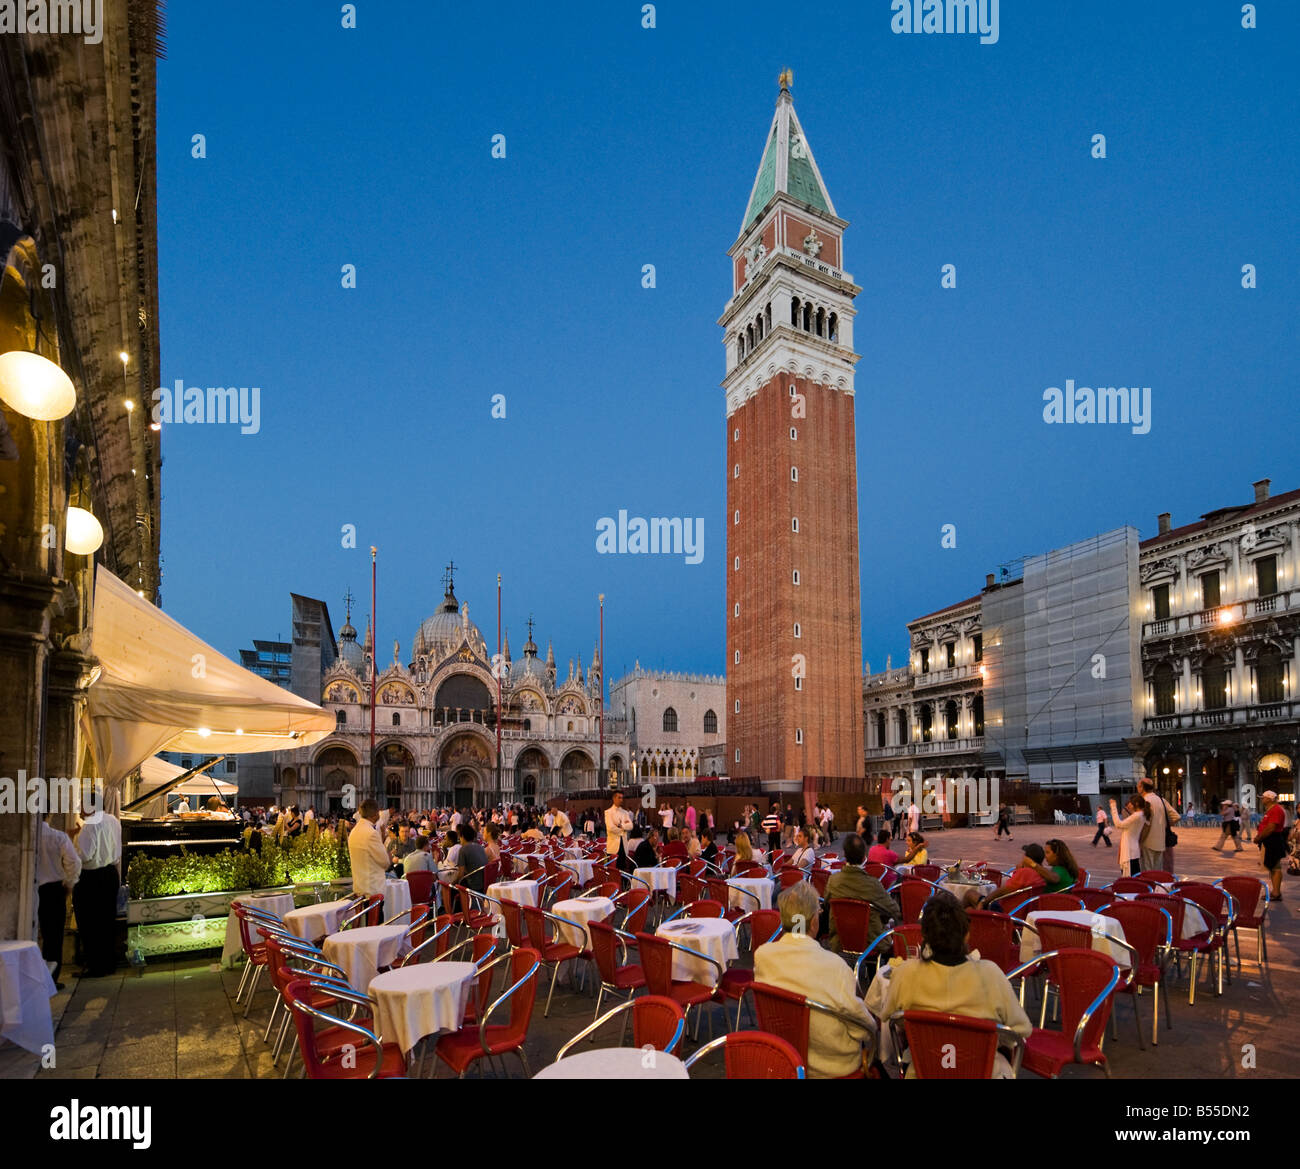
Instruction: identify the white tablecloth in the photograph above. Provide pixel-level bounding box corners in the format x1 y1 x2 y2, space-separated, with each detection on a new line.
1020 911 1131 969
635 867 677 899
940 879 998 908
283 897 356 942
384 879 413 924
487 880 540 921
726 878 773 911
511 854 539 875
324 924 413 991
0 940 57 1056
656 918 738 986
535 1048 689 1080
559 858 596 885
368 961 476 1054
551 897 616 949
221 892 295 967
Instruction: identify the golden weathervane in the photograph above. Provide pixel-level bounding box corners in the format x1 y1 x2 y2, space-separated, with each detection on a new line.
779 68 793 91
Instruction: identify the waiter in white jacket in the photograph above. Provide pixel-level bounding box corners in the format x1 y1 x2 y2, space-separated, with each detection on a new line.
605 790 634 873
348 799 393 896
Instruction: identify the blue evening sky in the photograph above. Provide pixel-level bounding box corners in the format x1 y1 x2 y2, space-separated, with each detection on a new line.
155 0 1299 685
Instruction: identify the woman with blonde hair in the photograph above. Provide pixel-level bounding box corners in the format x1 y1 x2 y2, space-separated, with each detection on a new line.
1108 794 1151 877
733 831 754 871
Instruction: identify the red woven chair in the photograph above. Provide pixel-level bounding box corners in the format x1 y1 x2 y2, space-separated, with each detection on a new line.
1010 948 1122 1078
663 899 725 924
613 888 652 936
684 1031 805 1079
733 860 767 878
231 903 277 1013
1006 892 1085 918
586 882 621 901
555 994 684 1058
897 879 941 925
688 860 708 878
719 908 782 1028
435 932 500 1025
897 1010 1024 1078
965 909 1020 975
434 947 541 1079
340 893 385 930
748 981 873 1078
1033 916 1135 1032
498 899 526 952
1101 899 1175 1047
404 870 435 906
778 869 807 890
1137 891 1212 1005
892 923 923 959
980 867 1004 886
676 874 707 905
1216 876 1269 967
283 978 405 1079
587 918 647 1019
864 862 894 882
910 864 943 883
522 904 584 1016
828 898 876 961
1170 883 1233 1000
635 931 723 1041
263 935 354 1064
1108 877 1158 895
706 876 753 923
1074 888 1115 912
453 885 495 935
810 869 832 898
1138 870 1174 884
1075 868 1090 889
399 914 456 966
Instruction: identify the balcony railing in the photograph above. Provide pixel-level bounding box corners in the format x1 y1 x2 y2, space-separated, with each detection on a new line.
912 736 985 756
1142 699 1298 733
912 664 978 689
1142 591 1295 639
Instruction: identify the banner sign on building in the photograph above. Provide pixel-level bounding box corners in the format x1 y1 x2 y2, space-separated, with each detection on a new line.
1077 760 1100 795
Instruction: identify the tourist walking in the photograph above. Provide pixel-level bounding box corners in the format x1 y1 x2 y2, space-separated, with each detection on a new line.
1138 778 1179 873
1212 800 1244 853
995 803 1013 839
1256 791 1288 902
762 804 783 855
1091 805 1112 847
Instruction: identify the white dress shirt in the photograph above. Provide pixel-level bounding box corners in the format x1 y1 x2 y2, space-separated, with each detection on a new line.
37 821 82 888
348 817 392 896
75 813 121 870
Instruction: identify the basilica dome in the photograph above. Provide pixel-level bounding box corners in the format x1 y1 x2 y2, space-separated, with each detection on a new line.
413 587 488 661
336 619 365 673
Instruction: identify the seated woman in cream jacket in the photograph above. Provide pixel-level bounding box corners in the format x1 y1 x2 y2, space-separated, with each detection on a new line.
875 897 1032 1078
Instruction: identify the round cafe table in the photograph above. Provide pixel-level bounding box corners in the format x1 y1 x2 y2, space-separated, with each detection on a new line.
384 879 413 924
551 897 616 949
511 854 539 876
368 961 477 1055
283 897 356 942
939 878 998 908
656 918 738 986
487 880 540 920
726 877 773 912
559 858 596 886
534 1048 689 1080
0 940 58 1056
1019 910 1132 969
222 891 294 968
323 924 413 992
635 866 677 900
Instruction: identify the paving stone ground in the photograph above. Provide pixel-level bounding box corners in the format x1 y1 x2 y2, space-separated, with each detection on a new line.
2 824 1295 1080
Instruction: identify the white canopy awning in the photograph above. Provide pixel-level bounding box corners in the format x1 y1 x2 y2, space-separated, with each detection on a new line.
137 755 238 798
87 566 334 785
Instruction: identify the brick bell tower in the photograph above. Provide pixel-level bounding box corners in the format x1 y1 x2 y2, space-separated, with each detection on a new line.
723 71 864 813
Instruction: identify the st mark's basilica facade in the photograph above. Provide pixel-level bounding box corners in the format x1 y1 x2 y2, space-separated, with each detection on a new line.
272 576 629 812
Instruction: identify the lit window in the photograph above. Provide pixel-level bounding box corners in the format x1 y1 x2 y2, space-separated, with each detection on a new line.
734 510 739 525
734 748 740 762
734 700 740 713
734 428 739 441
792 570 800 585
792 517 799 533
734 650 740 664
734 603 739 617
734 557 739 571
733 464 739 478
791 467 798 482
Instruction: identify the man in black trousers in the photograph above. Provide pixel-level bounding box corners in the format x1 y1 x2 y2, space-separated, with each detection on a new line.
72 793 122 978
36 812 81 988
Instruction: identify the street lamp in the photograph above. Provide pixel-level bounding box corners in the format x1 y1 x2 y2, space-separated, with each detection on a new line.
0 350 76 420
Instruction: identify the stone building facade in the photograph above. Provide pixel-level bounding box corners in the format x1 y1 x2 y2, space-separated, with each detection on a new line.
0 7 164 940
267 577 629 812
608 666 727 783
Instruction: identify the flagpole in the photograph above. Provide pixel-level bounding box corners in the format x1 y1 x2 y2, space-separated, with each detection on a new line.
497 573 503 808
370 545 377 801
598 593 605 789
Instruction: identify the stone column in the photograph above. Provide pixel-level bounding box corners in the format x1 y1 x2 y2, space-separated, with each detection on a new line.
0 573 61 942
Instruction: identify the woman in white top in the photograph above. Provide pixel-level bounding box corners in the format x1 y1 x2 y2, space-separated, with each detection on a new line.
1108 795 1151 877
